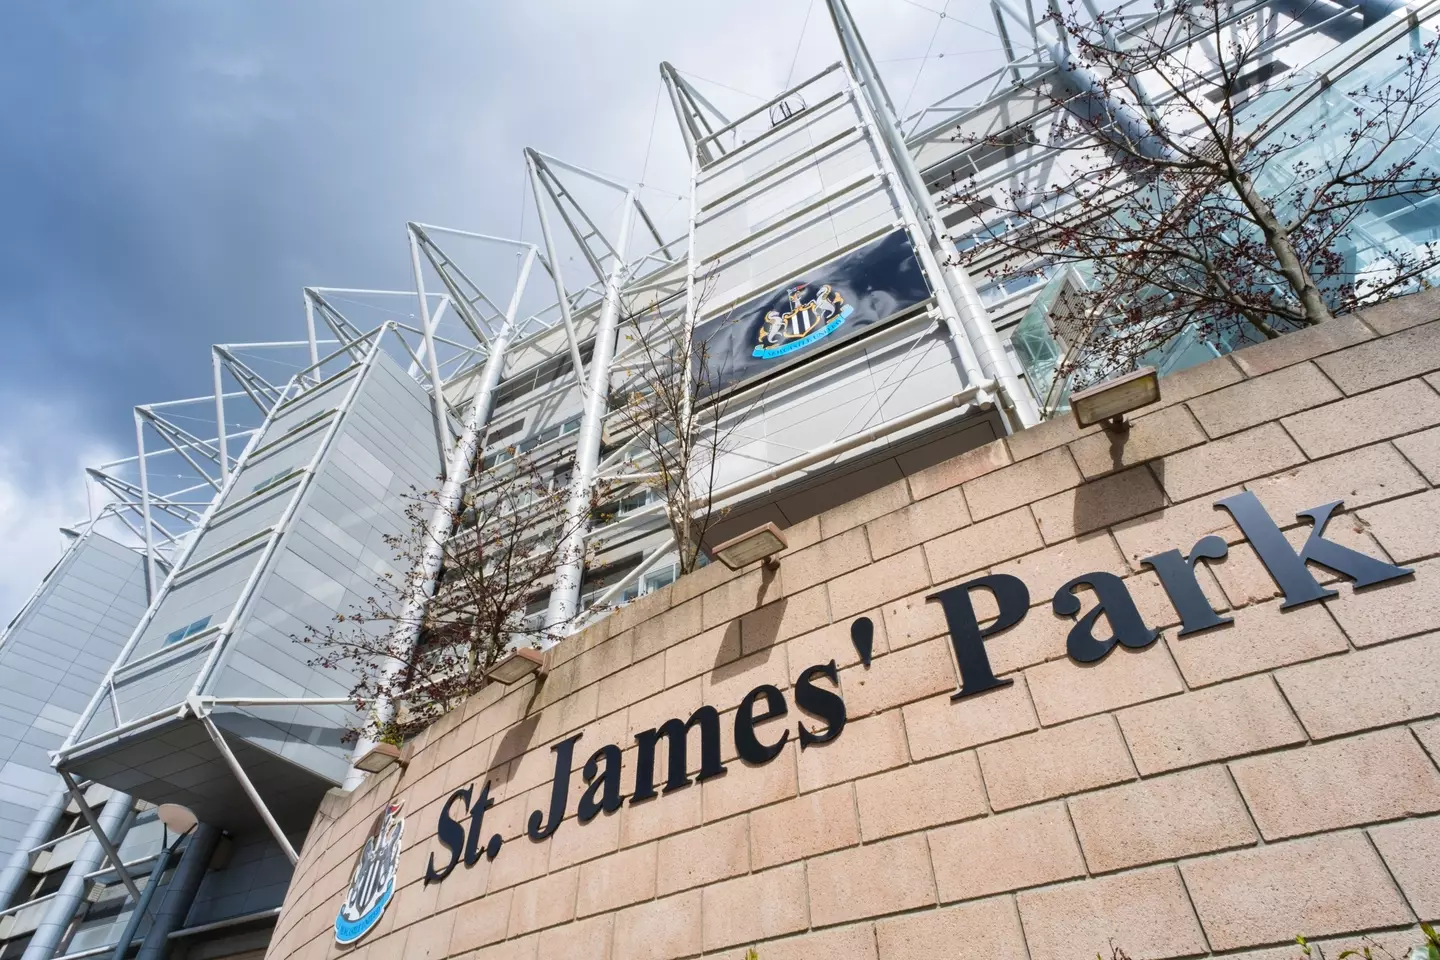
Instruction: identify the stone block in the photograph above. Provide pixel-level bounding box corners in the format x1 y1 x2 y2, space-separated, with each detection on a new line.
866 485 971 560
993 532 1130 606
1359 487 1440 564
1276 635 1440 739
612 890 702 960
740 585 830 655
1232 316 1375 376
701 739 798 823
806 833 937 926
1328 556 1440 647
701 863 809 951
927 802 1086 901
656 815 749 895
1117 675 1306 774
576 841 658 918
507 868 578 937
976 714 1136 810
1318 318 1440 394
1245 442 1425 524
789 609 888 670
902 680 1038 760
737 924 879 960
1007 414 1101 463
1181 832 1413 949
925 507 1045 584
1167 595 1349 688
1111 488 1245 568
1030 468 1168 544
1357 289 1440 334
1282 379 1440 459
839 635 955 718
964 446 1083 520
1017 866 1208 960
820 477 913 538
632 598 704 663
1025 643 1185 726
780 527 872 595
1189 362 1342 438
907 437 1012 501
874 895 1029 960
826 547 930 620
1370 816 1440 922
854 752 988 840
1069 765 1257 873
663 624 740 688
535 913 612 960
1396 424 1440 484
1158 423 1307 502
797 708 909 792
1069 405 1208 479
749 782 858 869
1230 727 1440 840
1150 354 1247 410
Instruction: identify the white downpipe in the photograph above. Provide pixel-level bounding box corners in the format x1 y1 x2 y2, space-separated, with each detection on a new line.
826 0 1041 428
346 253 535 786
544 196 639 634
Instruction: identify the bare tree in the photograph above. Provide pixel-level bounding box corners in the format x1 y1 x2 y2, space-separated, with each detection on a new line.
943 0 1440 391
299 450 599 741
605 275 752 576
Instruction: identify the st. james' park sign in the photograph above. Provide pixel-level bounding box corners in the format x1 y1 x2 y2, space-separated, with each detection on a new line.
335 490 1413 942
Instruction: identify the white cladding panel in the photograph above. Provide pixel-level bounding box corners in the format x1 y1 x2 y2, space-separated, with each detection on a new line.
0 533 146 861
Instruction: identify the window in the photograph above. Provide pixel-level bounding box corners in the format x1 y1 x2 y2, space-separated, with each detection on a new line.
163 616 211 646
251 468 296 493
485 419 525 446
493 341 595 410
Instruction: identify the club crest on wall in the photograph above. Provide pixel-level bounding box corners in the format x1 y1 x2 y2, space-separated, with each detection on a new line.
753 282 854 359
335 801 405 944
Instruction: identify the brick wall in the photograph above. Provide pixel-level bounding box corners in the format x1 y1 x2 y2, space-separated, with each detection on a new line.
266 290 1440 960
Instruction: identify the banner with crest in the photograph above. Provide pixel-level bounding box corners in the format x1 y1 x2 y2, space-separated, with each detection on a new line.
692 228 933 395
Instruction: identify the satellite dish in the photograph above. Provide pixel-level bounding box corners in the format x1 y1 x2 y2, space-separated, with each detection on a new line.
156 803 198 835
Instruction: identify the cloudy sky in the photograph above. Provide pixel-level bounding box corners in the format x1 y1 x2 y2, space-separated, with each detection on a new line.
0 0 1011 617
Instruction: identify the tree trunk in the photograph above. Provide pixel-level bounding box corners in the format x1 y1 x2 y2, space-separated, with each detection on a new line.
1232 171 1335 326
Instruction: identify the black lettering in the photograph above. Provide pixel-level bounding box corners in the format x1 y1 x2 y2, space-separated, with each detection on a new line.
462 781 494 866
794 660 846 749
734 684 790 764
1217 491 1412 608
527 732 582 840
577 744 624 823
425 786 469 883
927 574 1029 699
631 705 726 803
1053 571 1157 663
1142 535 1233 635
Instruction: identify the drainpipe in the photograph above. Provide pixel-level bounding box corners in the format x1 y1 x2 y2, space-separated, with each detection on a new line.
107 827 182 960
134 824 220 960
0 787 68 910
22 793 134 960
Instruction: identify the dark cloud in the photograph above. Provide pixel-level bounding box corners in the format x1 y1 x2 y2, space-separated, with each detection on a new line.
0 0 1006 613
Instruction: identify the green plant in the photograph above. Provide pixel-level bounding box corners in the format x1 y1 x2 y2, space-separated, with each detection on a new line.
1297 923 1440 960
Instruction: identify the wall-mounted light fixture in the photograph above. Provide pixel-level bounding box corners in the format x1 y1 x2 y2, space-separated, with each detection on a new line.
1070 366 1161 430
710 522 788 571
488 646 545 685
353 742 406 774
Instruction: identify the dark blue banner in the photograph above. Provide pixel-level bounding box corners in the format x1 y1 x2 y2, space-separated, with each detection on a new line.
693 228 933 395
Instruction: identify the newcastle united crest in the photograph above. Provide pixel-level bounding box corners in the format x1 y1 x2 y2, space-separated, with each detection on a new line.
335 801 405 944
754 282 854 359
